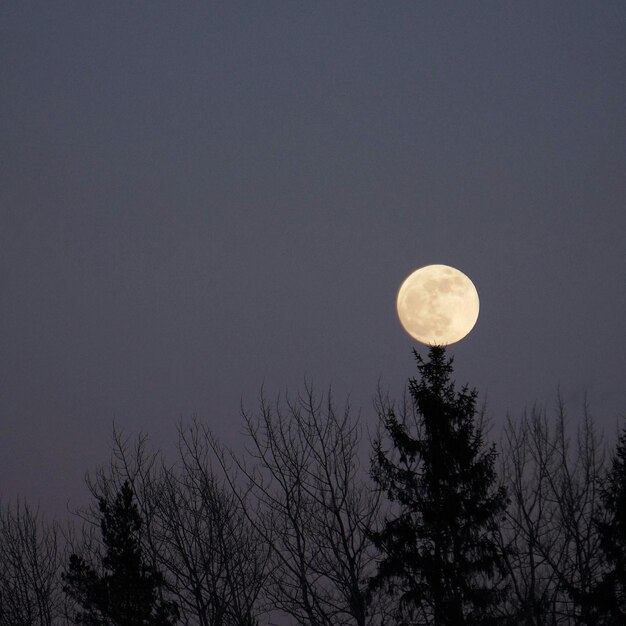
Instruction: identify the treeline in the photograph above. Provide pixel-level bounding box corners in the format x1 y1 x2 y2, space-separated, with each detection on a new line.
1 347 625 625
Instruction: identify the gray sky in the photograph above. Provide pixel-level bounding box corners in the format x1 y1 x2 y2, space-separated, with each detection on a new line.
2 1 625 519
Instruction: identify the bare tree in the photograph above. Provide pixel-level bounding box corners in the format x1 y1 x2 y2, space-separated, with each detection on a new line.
210 385 385 626
0 500 65 626
155 422 270 626
498 396 608 625
75 426 268 626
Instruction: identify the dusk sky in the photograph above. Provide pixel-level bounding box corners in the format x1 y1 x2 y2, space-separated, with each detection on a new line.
2 2 625 520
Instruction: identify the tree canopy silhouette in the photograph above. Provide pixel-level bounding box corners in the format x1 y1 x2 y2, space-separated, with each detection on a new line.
369 346 508 625
63 480 178 626
581 424 626 623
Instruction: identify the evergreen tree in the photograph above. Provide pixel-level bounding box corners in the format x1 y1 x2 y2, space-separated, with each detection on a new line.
584 425 626 623
63 481 178 626
369 347 508 625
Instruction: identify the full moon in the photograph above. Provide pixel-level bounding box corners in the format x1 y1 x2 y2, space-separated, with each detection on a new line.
396 265 479 346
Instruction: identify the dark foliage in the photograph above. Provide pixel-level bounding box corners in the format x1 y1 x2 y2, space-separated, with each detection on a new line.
63 481 178 626
577 425 626 624
369 346 508 625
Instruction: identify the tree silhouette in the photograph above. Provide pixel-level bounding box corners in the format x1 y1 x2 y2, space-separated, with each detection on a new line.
63 480 178 626
0 501 62 626
499 399 607 625
582 424 626 623
369 346 508 625
84 427 268 625
208 385 385 625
